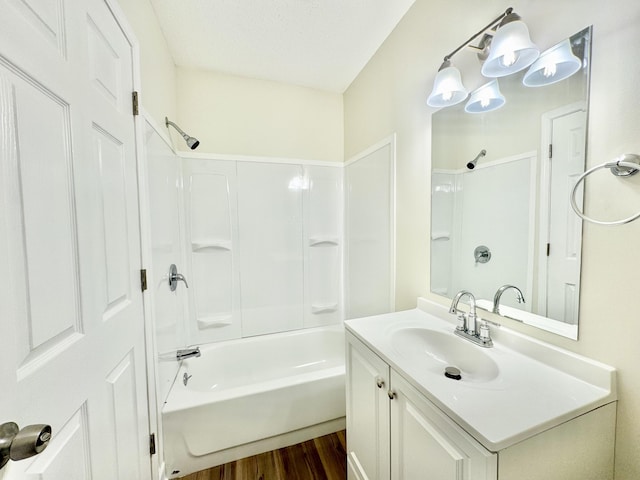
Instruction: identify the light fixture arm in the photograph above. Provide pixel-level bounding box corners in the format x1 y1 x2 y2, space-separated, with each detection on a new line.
441 7 513 63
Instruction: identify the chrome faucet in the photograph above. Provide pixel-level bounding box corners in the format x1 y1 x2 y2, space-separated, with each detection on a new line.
449 290 493 348
449 290 478 335
176 347 201 361
492 284 525 315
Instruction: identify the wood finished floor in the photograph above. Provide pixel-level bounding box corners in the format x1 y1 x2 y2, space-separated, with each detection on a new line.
179 431 347 480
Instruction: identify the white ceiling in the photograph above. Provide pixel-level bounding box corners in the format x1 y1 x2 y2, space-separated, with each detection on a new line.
149 0 416 93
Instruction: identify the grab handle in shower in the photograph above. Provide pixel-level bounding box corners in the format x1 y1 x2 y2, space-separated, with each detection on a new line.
169 264 189 291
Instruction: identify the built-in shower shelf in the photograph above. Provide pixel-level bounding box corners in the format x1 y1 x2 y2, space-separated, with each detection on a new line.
311 303 338 314
309 237 339 247
192 241 232 252
197 314 233 329
431 232 450 241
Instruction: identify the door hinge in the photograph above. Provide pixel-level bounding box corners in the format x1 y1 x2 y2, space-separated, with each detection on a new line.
547 243 551 257
548 143 553 159
140 269 147 292
149 433 156 455
132 91 139 116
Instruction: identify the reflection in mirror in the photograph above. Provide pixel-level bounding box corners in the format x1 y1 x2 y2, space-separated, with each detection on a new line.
430 27 592 340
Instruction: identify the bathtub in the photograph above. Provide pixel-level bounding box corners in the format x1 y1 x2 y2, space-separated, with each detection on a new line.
162 324 346 478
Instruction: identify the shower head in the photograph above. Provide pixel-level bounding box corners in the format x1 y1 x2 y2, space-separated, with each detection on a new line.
467 149 486 170
165 117 200 150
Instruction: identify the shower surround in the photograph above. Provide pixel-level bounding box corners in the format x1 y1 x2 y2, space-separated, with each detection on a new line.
181 157 344 345
144 122 345 472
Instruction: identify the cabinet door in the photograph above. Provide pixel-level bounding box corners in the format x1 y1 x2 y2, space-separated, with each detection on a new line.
390 371 497 480
346 333 391 480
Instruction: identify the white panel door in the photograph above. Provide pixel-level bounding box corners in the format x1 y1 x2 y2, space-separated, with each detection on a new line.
0 0 151 478
547 111 586 324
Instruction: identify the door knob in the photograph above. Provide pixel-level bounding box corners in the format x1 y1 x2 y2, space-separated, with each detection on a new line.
169 264 189 291
0 422 52 469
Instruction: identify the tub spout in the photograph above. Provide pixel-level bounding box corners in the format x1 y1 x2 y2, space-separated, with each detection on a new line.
176 347 201 361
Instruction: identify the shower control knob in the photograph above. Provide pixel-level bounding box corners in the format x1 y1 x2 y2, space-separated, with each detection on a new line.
474 245 491 264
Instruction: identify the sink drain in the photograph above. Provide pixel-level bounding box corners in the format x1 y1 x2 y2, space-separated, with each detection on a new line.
444 366 462 380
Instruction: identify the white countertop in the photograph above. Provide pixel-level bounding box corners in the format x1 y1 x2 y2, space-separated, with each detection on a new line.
345 299 616 451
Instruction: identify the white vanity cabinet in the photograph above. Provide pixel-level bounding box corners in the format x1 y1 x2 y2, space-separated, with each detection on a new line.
389 371 497 480
346 333 496 480
345 332 391 479
346 328 616 480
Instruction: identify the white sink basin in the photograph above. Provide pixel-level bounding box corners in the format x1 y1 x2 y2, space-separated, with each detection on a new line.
390 327 499 382
345 300 616 451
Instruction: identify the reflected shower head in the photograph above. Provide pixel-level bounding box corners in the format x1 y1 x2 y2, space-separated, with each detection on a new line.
467 149 486 170
165 117 200 150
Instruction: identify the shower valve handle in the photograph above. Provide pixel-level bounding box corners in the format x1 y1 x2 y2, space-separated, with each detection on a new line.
169 264 189 291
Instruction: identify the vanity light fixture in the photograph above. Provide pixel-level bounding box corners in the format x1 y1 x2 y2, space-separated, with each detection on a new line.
426 60 468 107
426 7 538 111
481 12 540 78
522 38 582 87
465 80 506 113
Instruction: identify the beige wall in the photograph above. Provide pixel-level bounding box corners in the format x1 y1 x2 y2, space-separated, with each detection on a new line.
118 1 343 161
176 68 343 161
116 0 177 128
344 1 640 478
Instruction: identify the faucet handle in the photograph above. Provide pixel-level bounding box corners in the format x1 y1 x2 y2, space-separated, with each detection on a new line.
467 311 477 336
478 320 491 341
456 312 466 331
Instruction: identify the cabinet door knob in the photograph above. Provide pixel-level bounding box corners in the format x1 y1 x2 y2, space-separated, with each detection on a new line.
376 377 385 389
388 390 397 400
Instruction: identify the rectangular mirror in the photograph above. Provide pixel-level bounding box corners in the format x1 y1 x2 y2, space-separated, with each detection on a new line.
430 27 592 339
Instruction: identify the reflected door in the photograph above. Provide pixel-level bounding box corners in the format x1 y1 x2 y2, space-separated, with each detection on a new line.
546 110 586 324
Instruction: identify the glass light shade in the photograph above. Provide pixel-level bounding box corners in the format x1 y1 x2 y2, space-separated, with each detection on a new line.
523 39 582 87
465 80 506 113
481 20 540 77
427 65 469 107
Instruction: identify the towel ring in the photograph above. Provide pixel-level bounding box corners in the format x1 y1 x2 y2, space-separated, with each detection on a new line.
570 154 640 226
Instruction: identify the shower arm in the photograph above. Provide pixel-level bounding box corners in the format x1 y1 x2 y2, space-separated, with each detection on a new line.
165 116 200 150
165 117 188 139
